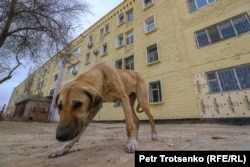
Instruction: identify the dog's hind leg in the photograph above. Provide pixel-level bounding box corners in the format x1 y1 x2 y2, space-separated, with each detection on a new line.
48 108 99 158
136 77 157 141
129 93 139 140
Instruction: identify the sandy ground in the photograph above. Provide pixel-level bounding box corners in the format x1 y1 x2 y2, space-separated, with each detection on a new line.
0 120 250 167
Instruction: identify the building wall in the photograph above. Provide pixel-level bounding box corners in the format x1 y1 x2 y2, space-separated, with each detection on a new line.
7 0 250 121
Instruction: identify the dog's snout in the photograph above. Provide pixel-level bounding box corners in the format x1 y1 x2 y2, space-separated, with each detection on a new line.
56 119 80 142
56 129 70 141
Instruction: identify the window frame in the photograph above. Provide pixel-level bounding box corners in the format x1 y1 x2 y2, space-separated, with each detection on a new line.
142 0 153 9
116 34 124 48
117 13 125 25
68 63 79 75
101 43 108 56
146 43 159 64
144 15 156 33
188 0 216 13
126 31 134 44
71 47 80 56
127 9 134 22
206 64 250 93
85 53 90 64
124 55 134 70
148 80 163 103
195 13 250 48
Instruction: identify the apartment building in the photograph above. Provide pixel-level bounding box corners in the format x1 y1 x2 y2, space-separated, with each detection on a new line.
7 0 250 121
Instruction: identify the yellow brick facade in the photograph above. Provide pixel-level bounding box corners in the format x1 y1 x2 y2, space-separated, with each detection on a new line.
7 0 250 120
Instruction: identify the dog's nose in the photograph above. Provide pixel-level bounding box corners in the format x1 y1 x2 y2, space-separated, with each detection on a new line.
56 130 70 141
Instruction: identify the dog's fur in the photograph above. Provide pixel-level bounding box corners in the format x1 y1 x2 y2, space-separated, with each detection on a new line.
49 63 157 158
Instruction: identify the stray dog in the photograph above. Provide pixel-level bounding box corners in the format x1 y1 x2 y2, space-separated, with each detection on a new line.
49 63 157 158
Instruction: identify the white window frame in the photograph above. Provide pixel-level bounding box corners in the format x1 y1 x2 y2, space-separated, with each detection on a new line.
87 35 93 48
68 63 79 75
148 80 163 103
117 13 125 25
104 23 109 34
146 43 159 64
144 16 156 33
71 47 80 56
188 0 216 12
126 9 134 22
116 34 124 48
124 55 134 70
85 53 90 64
126 31 134 44
101 43 108 56
195 13 250 48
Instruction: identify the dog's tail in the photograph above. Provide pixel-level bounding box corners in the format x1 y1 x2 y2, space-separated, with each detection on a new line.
136 104 144 113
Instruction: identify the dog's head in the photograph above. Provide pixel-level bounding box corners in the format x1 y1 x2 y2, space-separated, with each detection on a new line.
55 83 102 142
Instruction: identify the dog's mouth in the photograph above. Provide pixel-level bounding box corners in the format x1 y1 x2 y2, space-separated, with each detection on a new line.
56 119 84 142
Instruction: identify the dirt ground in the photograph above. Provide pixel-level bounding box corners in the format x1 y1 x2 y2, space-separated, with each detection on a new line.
0 120 250 167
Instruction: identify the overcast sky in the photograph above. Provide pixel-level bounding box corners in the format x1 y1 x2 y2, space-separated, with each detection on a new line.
0 0 123 109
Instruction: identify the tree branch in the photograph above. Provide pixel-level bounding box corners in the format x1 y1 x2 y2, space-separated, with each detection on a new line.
0 0 17 47
0 54 21 84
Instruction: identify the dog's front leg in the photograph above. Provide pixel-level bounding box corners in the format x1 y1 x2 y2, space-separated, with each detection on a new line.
121 95 138 153
48 128 85 158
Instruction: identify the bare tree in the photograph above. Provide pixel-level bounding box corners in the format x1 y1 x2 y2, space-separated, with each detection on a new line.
0 0 89 84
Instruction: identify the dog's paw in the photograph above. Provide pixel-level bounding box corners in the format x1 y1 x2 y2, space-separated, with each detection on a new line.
48 147 69 158
126 139 138 153
151 133 158 141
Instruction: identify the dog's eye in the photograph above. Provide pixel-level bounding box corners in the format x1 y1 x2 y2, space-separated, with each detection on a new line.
57 104 63 110
72 100 83 111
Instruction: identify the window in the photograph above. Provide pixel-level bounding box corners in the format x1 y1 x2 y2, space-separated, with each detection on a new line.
101 43 108 55
71 47 80 56
188 0 216 12
146 44 159 64
68 63 79 75
207 64 250 93
145 16 156 33
104 23 109 34
85 53 90 64
114 101 122 107
87 35 93 48
116 34 124 47
233 15 250 34
127 10 133 22
49 88 55 97
115 59 123 69
118 13 125 25
195 13 250 47
149 81 162 103
126 31 134 44
143 0 153 8
219 20 236 39
101 23 109 37
124 55 134 70
37 80 44 88
54 74 58 81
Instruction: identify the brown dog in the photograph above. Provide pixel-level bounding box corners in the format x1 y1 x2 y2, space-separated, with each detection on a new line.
49 63 157 158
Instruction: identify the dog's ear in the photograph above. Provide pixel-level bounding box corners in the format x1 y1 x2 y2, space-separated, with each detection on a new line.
83 87 102 111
